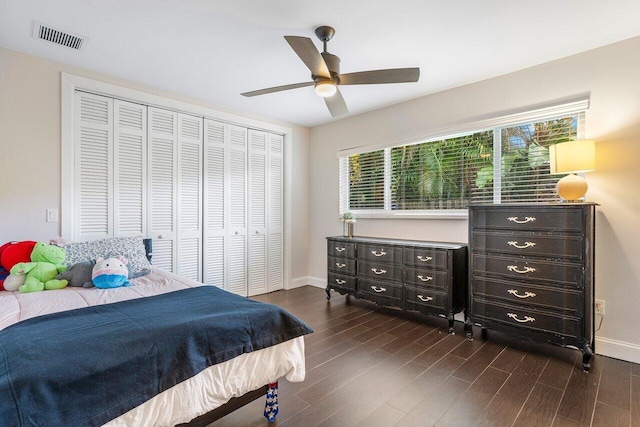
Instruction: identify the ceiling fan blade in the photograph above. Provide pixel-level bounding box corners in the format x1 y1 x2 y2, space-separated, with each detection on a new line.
241 81 314 97
324 88 349 117
338 67 420 85
284 36 331 78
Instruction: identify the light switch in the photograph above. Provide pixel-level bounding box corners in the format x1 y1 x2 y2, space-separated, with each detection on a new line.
46 208 58 222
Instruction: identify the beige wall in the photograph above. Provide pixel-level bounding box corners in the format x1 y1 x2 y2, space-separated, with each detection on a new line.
309 36 640 362
0 46 310 283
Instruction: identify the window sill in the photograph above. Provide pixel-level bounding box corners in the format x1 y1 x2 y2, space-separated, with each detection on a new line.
340 210 469 220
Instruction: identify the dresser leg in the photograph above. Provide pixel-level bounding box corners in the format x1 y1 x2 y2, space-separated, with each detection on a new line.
464 318 473 340
447 313 455 334
582 344 593 372
481 327 487 340
326 288 331 300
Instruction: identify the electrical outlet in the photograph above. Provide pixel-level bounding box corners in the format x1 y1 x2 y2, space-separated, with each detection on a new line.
595 299 605 316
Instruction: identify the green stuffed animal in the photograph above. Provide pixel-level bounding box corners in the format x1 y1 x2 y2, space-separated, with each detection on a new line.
9 242 68 293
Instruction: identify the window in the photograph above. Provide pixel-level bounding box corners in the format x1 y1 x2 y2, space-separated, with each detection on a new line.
339 108 584 216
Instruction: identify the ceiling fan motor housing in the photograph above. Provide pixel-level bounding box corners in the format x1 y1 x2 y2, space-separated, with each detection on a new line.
321 52 340 78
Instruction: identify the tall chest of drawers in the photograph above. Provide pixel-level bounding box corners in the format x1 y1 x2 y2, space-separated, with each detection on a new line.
468 204 596 371
326 236 467 333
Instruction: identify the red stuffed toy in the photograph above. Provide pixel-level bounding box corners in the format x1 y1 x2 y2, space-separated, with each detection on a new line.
0 241 37 290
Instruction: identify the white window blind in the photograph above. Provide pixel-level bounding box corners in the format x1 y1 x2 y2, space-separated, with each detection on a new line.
339 108 585 215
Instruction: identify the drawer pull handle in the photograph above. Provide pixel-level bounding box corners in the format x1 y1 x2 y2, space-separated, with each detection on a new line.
417 295 433 302
507 265 536 274
507 289 536 299
507 216 536 224
371 286 387 293
507 241 536 249
335 247 346 252
335 263 346 268
417 255 433 262
371 268 387 275
335 278 346 285
371 250 387 257
417 275 433 282
507 313 536 323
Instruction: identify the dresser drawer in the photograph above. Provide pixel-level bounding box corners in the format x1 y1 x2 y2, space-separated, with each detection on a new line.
404 285 447 310
328 272 356 292
471 207 583 232
472 254 582 288
328 256 356 275
403 247 448 269
357 260 402 282
358 278 402 304
327 240 356 259
357 243 402 264
472 231 583 260
472 299 581 339
404 268 449 290
472 276 581 314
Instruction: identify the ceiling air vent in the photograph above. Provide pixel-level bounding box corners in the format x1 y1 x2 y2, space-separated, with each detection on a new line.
32 21 88 50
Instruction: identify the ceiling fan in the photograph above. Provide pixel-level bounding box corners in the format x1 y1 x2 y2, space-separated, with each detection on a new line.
241 26 420 118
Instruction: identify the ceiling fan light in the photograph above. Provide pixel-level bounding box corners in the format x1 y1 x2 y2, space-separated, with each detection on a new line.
315 80 337 97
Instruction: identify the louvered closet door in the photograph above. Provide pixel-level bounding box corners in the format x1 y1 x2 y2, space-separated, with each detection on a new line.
177 114 203 281
248 130 268 296
268 133 284 292
227 125 248 296
147 107 178 272
74 92 114 241
114 100 147 237
203 119 226 288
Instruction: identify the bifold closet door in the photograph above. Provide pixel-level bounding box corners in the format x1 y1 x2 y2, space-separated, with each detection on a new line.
74 92 114 241
113 100 147 237
147 107 178 272
248 130 268 296
74 93 148 243
227 125 248 296
176 114 203 281
268 133 284 292
203 119 227 289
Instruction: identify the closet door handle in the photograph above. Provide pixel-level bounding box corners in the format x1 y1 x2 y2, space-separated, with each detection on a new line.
507 313 535 323
507 289 536 299
417 275 433 282
417 255 432 262
371 268 387 275
417 295 433 302
371 250 387 257
371 286 386 293
507 241 536 249
507 216 536 224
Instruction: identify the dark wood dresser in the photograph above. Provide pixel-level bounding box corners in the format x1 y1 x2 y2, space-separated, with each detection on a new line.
467 204 596 371
326 236 467 333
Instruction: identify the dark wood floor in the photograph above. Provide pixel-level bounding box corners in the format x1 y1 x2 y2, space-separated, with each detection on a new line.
211 286 640 427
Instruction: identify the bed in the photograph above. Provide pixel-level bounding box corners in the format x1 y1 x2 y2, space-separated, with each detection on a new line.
0 255 312 426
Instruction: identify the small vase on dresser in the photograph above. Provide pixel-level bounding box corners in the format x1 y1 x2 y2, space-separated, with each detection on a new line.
467 203 596 371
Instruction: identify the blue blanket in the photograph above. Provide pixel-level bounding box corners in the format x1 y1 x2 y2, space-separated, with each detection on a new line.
0 286 312 426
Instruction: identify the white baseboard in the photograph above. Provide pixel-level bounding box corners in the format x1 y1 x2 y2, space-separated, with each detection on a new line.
287 276 326 290
307 276 326 289
595 336 640 364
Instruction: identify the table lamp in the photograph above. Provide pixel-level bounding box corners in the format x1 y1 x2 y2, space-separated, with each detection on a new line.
549 139 595 202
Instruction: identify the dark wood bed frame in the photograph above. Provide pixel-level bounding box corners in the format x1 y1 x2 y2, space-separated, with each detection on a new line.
142 239 272 425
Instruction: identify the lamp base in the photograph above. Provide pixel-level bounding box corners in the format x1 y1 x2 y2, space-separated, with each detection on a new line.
557 173 588 202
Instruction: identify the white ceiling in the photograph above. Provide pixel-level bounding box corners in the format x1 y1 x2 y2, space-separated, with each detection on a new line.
1 1 640 128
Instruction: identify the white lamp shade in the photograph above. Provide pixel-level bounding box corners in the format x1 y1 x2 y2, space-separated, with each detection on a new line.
549 139 595 174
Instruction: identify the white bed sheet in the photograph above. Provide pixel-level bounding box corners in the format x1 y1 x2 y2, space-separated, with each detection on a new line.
0 269 306 426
